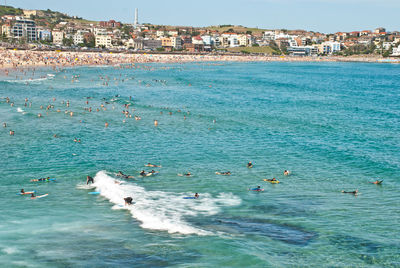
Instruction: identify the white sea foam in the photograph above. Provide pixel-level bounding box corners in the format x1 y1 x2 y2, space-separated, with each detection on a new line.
17 107 25 113
4 77 49 84
88 171 241 235
2 247 18 254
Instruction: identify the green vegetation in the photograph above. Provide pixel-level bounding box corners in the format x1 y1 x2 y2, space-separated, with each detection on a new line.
0 5 23 17
342 44 376 56
227 46 278 55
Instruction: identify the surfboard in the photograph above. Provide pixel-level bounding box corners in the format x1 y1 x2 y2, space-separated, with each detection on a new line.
183 197 197 199
17 191 36 195
249 188 264 192
88 192 100 195
32 194 49 199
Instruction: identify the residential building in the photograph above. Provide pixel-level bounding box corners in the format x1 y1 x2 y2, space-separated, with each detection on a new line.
374 27 386 34
23 10 37 18
318 41 341 54
1 24 11 37
11 18 37 41
37 28 52 41
52 30 64 45
238 34 251 47
156 31 165 37
392 45 400 56
100 20 121 28
73 30 88 45
171 36 182 49
95 34 112 48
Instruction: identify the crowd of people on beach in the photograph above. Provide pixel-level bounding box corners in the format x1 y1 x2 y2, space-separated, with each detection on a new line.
1 49 395 70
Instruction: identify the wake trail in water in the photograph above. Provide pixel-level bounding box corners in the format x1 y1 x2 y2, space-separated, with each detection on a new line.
83 171 241 235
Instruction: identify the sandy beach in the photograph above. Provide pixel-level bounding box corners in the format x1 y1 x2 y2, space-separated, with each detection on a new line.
0 49 399 70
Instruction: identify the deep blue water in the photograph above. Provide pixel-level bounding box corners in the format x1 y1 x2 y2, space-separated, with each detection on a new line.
0 62 399 267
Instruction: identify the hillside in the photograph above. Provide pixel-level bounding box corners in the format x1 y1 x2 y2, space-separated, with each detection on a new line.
0 5 23 17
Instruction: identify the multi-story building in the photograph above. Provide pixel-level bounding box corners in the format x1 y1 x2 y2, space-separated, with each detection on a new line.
73 30 89 45
287 46 318 56
238 34 251 47
318 41 341 54
37 28 52 41
11 18 37 42
100 20 121 28
392 45 400 56
23 10 37 18
95 34 112 48
170 36 182 49
52 30 64 45
1 24 11 37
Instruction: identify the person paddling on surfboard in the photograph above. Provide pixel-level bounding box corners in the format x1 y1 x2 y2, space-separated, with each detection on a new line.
194 193 199 199
369 180 383 185
342 189 358 195
86 175 94 185
21 189 25 194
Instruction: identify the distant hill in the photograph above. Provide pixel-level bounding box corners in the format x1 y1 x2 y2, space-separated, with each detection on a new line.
0 5 97 28
0 5 23 17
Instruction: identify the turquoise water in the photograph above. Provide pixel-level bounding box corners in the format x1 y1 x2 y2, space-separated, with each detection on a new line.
1 62 399 267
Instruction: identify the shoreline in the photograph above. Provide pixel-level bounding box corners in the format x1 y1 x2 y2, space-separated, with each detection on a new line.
0 49 399 70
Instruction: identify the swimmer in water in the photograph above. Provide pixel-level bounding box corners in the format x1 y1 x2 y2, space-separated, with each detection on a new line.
369 180 383 185
86 176 94 185
247 162 253 168
284 170 290 176
341 189 358 195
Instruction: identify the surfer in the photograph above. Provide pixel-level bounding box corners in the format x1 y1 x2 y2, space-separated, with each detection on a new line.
369 180 383 185
124 197 133 205
342 189 358 195
116 171 134 179
216 171 231 175
184 172 192 177
247 162 253 168
194 193 199 199
284 170 290 176
30 193 36 199
145 163 161 167
21 189 25 194
3 122 6 128
86 176 94 185
139 170 146 176
266 178 277 182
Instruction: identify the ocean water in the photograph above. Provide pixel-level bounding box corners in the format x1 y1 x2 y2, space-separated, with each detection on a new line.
0 61 399 267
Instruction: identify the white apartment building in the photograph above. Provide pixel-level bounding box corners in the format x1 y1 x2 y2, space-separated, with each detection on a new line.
156 31 165 37
73 30 88 45
392 45 400 56
238 34 251 47
52 30 64 45
95 34 112 48
170 36 182 49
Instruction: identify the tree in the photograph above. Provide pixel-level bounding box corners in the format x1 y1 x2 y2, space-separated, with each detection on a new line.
83 33 95 47
62 37 73 46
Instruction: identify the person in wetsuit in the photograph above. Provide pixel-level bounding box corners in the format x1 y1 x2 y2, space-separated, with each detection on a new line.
87 176 94 185
342 189 358 195
124 197 133 205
